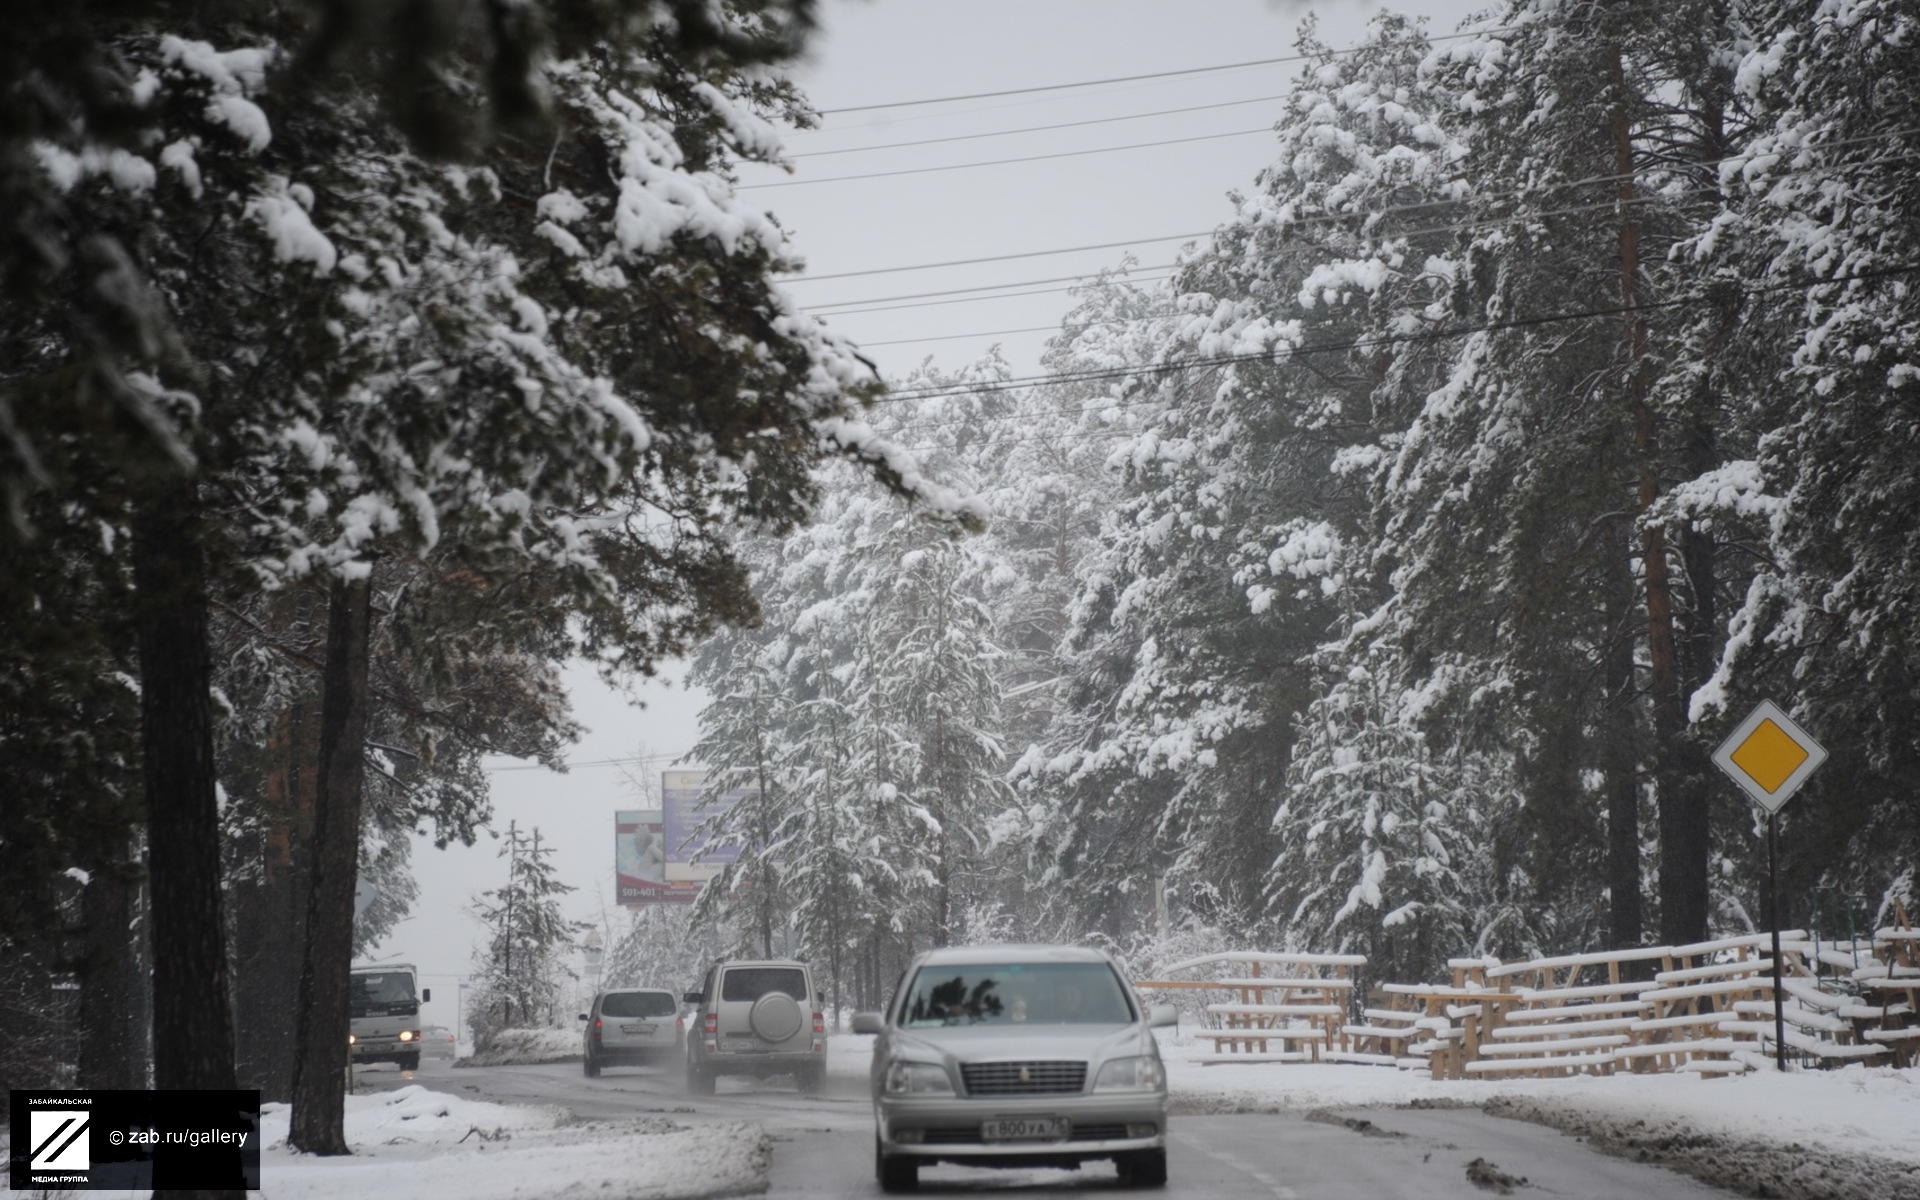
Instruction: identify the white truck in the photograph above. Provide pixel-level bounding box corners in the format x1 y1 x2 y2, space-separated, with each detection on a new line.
350 963 430 1070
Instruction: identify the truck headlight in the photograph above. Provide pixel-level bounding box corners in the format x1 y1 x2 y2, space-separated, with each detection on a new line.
883 1061 954 1096
399 1030 414 1042
1092 1055 1164 1092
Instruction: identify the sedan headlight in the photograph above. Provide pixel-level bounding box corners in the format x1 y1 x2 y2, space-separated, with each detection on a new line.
1092 1055 1164 1092
884 1060 955 1096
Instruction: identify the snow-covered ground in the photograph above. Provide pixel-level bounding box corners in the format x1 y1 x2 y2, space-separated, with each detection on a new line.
1149 1030 1920 1199
249 1084 767 1200
1149 1030 1920 1165
455 1025 583 1067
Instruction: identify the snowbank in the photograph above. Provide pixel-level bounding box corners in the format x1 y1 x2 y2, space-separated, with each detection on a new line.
457 1026 583 1067
1157 1033 1920 1200
255 1085 768 1199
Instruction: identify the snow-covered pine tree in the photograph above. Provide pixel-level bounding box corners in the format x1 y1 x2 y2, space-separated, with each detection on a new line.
1374 0 1729 948
469 825 585 1041
1679 0 1920 912
1269 633 1511 983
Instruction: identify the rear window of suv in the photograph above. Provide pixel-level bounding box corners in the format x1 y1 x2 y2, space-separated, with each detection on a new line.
721 967 807 1003
600 991 676 1018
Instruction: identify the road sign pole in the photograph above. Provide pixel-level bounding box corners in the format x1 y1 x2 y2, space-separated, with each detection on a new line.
1767 812 1787 1073
1711 697 1828 1077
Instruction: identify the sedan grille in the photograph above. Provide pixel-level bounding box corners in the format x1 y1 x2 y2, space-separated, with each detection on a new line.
960 1060 1086 1096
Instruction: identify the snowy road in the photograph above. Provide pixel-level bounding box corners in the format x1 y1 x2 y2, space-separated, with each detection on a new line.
361 1058 1738 1198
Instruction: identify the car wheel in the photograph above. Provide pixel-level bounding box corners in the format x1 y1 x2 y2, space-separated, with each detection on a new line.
583 1052 601 1078
875 1134 918 1193
1117 1148 1167 1188
399 1053 420 1072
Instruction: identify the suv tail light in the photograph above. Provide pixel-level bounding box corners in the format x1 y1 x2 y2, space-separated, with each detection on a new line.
703 1012 718 1035
811 1011 825 1034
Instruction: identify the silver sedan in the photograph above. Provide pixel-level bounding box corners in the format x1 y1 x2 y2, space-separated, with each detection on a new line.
852 944 1177 1192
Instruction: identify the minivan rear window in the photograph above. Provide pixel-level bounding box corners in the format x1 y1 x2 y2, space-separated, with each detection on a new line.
721 967 807 1003
600 991 676 1018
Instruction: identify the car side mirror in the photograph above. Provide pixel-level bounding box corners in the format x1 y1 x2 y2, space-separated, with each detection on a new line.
682 991 702 1005
421 988 431 1003
577 1013 590 1021
850 1011 884 1035
1148 1004 1178 1029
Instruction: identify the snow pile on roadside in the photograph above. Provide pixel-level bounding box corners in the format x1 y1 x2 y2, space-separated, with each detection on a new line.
261 1083 564 1148
457 1026 582 1067
256 1086 769 1199
1483 1069 1920 1200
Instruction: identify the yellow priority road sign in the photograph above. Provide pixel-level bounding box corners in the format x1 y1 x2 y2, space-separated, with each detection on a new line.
1711 699 1828 813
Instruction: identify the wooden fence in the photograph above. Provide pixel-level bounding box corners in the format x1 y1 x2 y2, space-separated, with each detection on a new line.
1146 905 1918 1076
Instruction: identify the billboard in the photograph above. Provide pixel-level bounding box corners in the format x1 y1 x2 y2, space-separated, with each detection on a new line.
661 769 754 883
615 809 700 905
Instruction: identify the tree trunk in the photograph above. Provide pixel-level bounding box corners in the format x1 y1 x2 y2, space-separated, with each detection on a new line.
288 575 375 1155
236 698 318 1101
132 478 239 1097
75 848 146 1090
1601 526 1644 949
1608 40 1708 945
132 477 239 1200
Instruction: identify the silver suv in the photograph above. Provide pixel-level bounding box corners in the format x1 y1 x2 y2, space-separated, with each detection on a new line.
682 959 826 1094
581 987 682 1076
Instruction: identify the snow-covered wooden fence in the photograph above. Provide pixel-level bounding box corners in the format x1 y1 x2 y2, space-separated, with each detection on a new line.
1161 910 1918 1078
1134 951 1365 1065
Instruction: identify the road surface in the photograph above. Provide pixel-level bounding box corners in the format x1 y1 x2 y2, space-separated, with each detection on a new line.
363 1058 1735 1198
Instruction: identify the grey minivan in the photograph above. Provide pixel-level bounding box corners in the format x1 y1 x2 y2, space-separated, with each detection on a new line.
853 944 1176 1192
581 987 682 1076
682 959 826 1094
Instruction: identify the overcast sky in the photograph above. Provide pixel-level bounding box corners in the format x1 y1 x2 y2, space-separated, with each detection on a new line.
371 0 1483 1036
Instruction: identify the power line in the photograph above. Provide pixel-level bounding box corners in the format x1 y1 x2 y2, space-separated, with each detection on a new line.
811 31 1507 117
813 272 1179 319
815 54 1309 116
485 750 690 773
791 94 1293 158
808 265 1182 311
789 236 1205 285
859 316 1177 349
787 133 1920 293
870 262 1920 409
743 126 1274 191
800 142 1920 319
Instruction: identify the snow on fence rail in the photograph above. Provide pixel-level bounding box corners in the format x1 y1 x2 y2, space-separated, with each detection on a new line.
1156 906 1919 1078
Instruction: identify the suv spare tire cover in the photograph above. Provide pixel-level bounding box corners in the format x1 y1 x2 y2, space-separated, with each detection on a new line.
749 991 804 1042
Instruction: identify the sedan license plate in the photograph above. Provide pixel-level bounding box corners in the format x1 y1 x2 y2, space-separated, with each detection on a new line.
620 1023 656 1035
982 1117 1068 1142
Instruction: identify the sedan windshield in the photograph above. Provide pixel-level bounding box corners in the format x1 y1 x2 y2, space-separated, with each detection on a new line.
900 962 1134 1028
